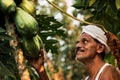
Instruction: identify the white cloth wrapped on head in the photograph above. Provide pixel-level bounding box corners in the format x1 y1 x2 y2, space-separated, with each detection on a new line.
81 25 110 54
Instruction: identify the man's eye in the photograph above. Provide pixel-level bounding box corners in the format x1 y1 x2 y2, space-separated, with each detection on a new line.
84 40 87 43
83 39 88 44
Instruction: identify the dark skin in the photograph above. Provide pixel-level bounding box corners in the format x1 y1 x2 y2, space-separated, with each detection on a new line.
29 33 120 80
99 66 120 80
76 33 120 80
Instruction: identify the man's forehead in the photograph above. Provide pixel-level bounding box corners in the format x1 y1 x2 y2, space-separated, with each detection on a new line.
80 33 94 39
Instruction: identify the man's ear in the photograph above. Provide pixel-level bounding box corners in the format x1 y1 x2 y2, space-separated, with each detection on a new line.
97 44 105 54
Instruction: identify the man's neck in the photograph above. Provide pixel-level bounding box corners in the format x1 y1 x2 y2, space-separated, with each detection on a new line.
83 57 105 79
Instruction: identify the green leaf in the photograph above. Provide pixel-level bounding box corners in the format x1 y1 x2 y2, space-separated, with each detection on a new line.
102 13 120 34
0 27 6 33
45 43 58 54
92 0 105 12
108 0 117 13
40 31 56 36
117 10 120 19
72 3 89 9
0 28 13 41
37 15 63 31
56 29 66 37
0 33 13 41
83 0 89 6
97 0 105 12
73 0 89 9
89 0 96 6
0 53 21 80
45 39 58 44
105 53 115 65
0 40 14 53
36 15 66 54
117 32 120 39
45 44 50 52
0 61 17 80
51 46 58 54
49 23 63 29
46 16 57 22
26 62 39 80
88 0 99 10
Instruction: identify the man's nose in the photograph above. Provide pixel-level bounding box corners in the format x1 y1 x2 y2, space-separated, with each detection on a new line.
76 41 83 48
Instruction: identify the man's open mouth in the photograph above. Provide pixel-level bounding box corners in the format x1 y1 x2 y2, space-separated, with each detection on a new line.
75 47 85 54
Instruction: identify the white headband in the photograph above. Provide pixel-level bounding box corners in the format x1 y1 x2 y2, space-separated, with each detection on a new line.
81 25 110 54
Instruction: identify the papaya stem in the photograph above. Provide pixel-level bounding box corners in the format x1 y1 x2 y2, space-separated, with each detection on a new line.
46 0 93 25
46 0 108 32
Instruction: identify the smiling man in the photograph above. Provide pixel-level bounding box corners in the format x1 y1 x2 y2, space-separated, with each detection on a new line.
75 25 120 80
29 24 120 80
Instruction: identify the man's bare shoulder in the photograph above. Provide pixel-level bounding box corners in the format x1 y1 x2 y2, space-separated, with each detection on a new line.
100 65 120 80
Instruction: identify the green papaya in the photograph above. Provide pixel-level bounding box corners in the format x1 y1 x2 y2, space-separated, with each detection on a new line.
21 35 43 58
0 0 16 14
116 0 120 10
13 7 39 38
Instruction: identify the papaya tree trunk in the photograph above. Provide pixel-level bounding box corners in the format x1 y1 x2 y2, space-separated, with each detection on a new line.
5 15 31 80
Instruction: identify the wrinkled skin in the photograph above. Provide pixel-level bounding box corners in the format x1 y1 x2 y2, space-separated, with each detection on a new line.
75 33 120 80
75 33 103 63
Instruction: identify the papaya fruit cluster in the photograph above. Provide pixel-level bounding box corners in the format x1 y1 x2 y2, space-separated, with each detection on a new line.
0 0 43 59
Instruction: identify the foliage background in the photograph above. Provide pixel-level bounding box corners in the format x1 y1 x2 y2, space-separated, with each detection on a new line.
0 0 120 80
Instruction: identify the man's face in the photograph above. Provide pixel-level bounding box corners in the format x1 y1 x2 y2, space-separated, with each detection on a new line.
75 33 100 62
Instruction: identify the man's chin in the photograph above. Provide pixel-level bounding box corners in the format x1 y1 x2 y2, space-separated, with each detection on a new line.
75 56 86 62
75 56 81 62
